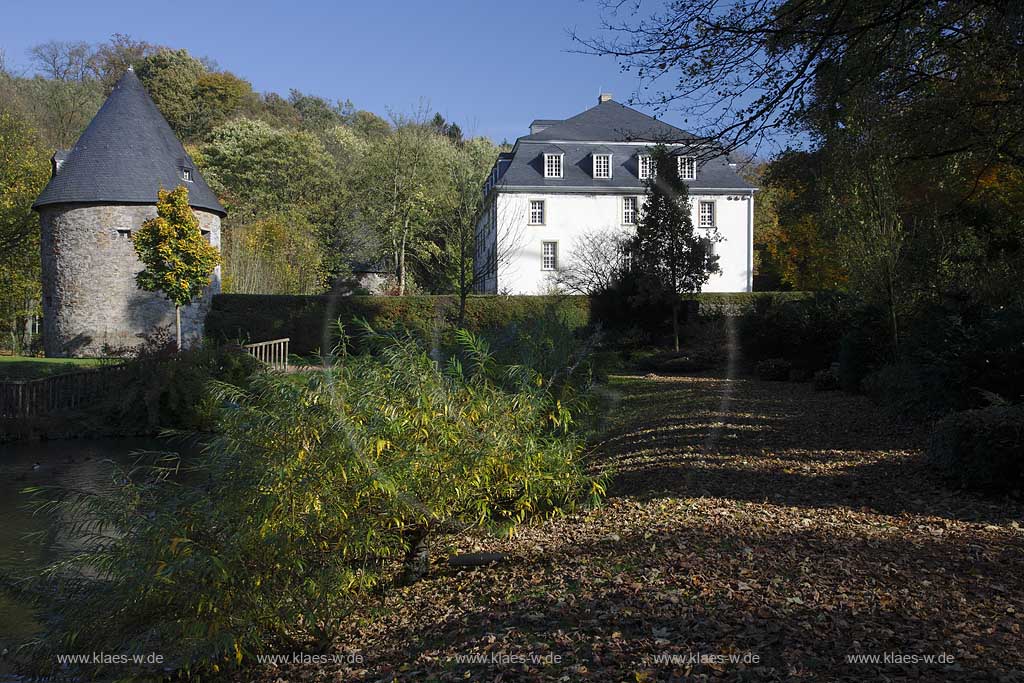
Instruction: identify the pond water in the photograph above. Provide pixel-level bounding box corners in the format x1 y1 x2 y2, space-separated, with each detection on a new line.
0 437 199 676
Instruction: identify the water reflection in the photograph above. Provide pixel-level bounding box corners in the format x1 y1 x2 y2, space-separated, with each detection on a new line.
0 437 197 654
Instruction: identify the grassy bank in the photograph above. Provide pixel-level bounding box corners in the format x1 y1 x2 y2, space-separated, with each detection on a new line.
0 356 107 380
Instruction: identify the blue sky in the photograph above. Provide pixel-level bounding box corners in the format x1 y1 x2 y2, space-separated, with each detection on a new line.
0 0 669 144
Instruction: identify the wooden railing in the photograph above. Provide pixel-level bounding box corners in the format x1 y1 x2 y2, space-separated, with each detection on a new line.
243 338 290 371
0 364 128 419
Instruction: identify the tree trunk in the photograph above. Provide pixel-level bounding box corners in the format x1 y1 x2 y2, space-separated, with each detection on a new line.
672 301 681 352
457 293 468 329
886 271 899 357
175 305 182 352
397 218 410 296
398 525 430 586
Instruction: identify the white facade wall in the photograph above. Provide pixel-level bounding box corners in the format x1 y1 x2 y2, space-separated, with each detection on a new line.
485 190 753 294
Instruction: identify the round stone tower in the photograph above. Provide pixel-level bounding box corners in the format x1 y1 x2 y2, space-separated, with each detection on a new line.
33 69 226 357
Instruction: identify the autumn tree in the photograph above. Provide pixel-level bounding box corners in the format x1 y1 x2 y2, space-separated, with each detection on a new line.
349 115 445 295
90 34 161 93
627 145 719 351
133 186 221 350
419 137 524 323
577 0 1023 168
0 108 49 351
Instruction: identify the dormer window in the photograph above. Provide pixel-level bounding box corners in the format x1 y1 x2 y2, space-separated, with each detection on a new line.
638 154 655 180
593 153 612 179
544 153 563 179
181 167 193 183
677 156 697 181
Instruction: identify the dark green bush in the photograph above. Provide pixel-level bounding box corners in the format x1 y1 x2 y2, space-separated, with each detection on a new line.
97 339 260 431
756 358 792 381
927 404 1024 493
855 302 1024 415
813 367 840 391
739 292 856 372
205 294 591 356
862 363 958 420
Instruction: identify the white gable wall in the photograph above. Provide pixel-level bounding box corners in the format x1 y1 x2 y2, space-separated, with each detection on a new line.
487 190 753 294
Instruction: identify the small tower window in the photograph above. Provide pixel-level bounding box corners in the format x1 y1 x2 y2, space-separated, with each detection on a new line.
115 229 132 240
181 167 194 182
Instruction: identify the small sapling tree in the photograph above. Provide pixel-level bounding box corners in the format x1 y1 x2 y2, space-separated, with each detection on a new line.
133 185 220 350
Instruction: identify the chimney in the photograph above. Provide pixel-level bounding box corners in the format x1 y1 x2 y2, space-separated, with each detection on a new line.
598 92 613 104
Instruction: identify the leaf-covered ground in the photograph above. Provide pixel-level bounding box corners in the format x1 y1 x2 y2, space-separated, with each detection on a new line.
247 374 1024 682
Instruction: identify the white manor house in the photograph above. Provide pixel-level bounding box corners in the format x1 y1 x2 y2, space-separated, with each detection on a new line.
476 94 756 294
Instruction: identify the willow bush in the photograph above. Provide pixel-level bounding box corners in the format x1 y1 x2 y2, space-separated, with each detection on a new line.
11 326 602 680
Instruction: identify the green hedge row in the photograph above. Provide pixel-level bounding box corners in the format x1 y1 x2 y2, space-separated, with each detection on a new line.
693 291 813 318
205 294 592 355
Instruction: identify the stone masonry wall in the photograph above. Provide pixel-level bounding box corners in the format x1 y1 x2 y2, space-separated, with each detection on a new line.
39 203 222 357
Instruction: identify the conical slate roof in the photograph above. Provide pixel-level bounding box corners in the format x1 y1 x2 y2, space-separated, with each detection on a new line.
33 69 225 215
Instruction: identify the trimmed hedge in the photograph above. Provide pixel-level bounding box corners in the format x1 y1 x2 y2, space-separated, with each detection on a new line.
693 291 813 318
928 405 1024 494
205 294 592 356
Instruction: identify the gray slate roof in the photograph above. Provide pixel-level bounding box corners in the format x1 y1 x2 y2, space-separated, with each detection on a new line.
521 99 697 143
496 100 753 192
33 69 225 215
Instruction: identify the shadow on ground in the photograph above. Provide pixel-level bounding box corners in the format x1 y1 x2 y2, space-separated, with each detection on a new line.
595 374 1021 525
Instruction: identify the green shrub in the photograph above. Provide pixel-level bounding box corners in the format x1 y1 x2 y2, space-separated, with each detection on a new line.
927 405 1024 493
739 292 855 372
97 330 260 431
862 363 958 420
756 358 792 381
205 294 591 356
12 328 601 680
813 367 840 391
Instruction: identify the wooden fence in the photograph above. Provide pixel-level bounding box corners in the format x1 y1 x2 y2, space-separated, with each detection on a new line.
0 364 128 419
243 338 290 371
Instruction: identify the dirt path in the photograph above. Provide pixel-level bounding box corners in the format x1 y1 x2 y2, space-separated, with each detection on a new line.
249 374 1024 682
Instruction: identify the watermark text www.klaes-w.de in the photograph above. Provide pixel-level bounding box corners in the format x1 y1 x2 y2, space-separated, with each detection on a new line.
648 651 761 666
847 652 956 665
55 652 164 665
255 652 364 666
452 652 563 666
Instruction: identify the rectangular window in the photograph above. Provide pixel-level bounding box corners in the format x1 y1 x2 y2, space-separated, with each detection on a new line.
529 199 546 225
698 200 716 228
638 154 655 180
678 156 697 181
115 229 131 240
544 153 563 178
541 241 558 270
181 167 193 182
593 153 611 179
622 196 638 225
